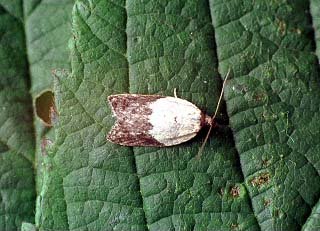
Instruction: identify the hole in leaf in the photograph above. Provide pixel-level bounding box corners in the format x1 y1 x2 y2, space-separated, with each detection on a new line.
35 91 56 126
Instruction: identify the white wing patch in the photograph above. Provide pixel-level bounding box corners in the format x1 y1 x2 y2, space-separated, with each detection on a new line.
148 97 202 146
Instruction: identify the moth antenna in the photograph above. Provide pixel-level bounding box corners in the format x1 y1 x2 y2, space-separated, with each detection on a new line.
174 88 178 98
196 68 231 160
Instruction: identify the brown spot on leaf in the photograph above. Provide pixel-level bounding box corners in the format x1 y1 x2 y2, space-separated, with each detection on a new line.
251 172 271 188
273 209 284 218
230 185 240 198
262 159 271 167
49 105 58 125
253 91 267 103
231 223 239 230
41 138 53 156
277 19 287 36
264 198 272 207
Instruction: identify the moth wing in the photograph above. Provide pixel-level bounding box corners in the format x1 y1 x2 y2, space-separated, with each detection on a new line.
107 123 164 146
147 97 203 146
108 94 162 116
107 94 164 146
107 94 203 147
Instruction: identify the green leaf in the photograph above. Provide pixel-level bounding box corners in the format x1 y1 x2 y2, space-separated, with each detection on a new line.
25 0 73 96
1 1 74 230
310 0 320 58
2 0 320 230
23 2 74 227
210 0 320 230
0 4 35 230
303 198 320 231
21 222 37 231
39 0 259 230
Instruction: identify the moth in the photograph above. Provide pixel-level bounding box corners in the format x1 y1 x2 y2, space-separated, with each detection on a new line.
107 94 213 147
107 70 230 157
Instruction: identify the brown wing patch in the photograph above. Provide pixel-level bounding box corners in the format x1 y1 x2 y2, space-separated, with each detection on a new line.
107 94 165 146
108 94 164 116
